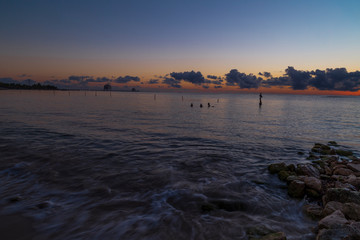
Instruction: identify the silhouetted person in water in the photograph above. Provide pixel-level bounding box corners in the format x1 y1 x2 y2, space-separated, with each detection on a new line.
259 93 263 106
208 103 210 107
190 103 193 107
200 104 203 108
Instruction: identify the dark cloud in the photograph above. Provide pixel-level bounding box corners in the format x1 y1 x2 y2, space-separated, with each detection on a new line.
115 75 140 83
207 75 219 80
285 66 311 90
21 79 36 85
69 75 91 81
262 77 290 88
258 72 272 78
18 74 31 78
95 77 111 82
211 80 223 85
310 68 360 91
0 77 18 84
170 70 205 85
214 85 222 89
225 69 262 89
148 79 159 84
162 77 182 88
202 85 209 89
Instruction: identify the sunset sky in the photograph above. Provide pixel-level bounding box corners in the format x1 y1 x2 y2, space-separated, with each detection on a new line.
1 0 360 94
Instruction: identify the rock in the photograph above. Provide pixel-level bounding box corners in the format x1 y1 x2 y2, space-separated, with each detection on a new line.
346 175 360 189
256 232 287 240
323 188 360 205
312 160 326 169
304 176 322 192
322 201 344 217
342 202 360 221
278 170 295 181
249 232 287 240
324 166 332 175
303 204 323 220
334 181 356 191
328 141 338 146
306 188 321 198
336 149 353 157
347 163 360 172
333 168 353 176
268 163 287 174
316 227 353 240
286 164 295 172
318 210 349 230
296 164 320 178
288 180 305 198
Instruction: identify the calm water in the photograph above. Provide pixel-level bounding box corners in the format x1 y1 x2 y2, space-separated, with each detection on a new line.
0 90 359 239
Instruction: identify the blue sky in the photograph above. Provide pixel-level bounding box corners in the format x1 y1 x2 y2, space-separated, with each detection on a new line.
0 0 360 92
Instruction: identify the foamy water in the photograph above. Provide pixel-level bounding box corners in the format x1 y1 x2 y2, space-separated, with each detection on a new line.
0 90 359 239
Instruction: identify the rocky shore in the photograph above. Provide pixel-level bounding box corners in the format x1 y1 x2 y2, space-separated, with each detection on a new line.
269 142 360 240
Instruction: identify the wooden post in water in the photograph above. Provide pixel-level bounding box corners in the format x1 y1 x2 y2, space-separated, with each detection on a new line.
154 94 156 100
95 91 97 96
182 96 184 101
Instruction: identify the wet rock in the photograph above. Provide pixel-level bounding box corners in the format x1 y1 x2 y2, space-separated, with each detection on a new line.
318 210 349 230
312 160 326 169
336 149 353 157
246 225 275 238
255 232 287 240
342 202 360 221
288 180 305 198
296 164 320 178
346 175 360 189
278 170 295 181
347 163 360 173
323 188 360 205
304 176 322 192
327 141 338 146
287 164 296 172
306 188 321 199
333 167 353 176
334 181 356 191
322 201 344 217
268 163 287 174
316 227 353 240
303 204 323 220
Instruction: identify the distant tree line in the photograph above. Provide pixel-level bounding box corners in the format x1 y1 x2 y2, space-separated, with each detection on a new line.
0 82 58 90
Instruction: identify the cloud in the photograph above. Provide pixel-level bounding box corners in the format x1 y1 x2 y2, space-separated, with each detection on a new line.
162 77 182 88
225 69 262 89
148 79 159 84
17 74 31 78
310 68 360 91
258 72 272 78
207 75 219 80
170 70 205 85
69 75 91 81
214 85 222 89
0 77 18 84
202 85 209 89
21 79 36 85
115 75 140 83
261 76 291 88
285 66 312 90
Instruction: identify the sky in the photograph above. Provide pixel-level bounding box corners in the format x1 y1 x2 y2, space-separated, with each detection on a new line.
0 0 360 94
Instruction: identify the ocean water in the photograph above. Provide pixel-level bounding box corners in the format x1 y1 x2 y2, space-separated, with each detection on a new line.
0 90 359 239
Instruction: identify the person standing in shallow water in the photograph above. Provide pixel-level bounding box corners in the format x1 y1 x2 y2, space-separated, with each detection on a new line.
259 93 263 106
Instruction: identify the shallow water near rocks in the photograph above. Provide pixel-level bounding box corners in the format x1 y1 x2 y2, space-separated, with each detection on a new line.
0 90 359 239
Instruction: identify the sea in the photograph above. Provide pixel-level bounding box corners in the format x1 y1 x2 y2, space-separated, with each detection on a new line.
0 90 359 240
